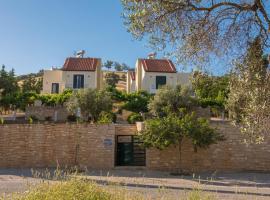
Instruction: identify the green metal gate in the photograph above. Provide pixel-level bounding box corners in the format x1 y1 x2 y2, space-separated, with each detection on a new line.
116 135 146 166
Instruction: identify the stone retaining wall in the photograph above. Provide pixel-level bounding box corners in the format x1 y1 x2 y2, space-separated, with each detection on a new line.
25 106 69 121
0 122 269 172
0 124 114 169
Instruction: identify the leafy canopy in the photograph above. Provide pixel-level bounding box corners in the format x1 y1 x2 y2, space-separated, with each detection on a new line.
148 85 196 117
227 37 270 143
192 72 229 109
66 88 113 122
122 0 270 67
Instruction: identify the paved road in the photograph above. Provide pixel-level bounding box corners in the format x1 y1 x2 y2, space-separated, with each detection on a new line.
0 168 270 199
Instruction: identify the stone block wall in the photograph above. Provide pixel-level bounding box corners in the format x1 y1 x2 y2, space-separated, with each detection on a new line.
146 120 270 172
0 122 270 172
0 124 114 169
25 106 69 121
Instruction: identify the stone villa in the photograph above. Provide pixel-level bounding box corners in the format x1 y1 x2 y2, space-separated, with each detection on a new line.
42 53 190 94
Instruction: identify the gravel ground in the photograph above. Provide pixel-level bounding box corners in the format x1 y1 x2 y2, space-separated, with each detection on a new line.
0 168 270 199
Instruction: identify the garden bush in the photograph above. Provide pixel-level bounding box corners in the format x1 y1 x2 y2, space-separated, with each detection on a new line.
67 115 77 122
11 178 141 200
127 113 143 124
98 111 117 124
123 91 151 113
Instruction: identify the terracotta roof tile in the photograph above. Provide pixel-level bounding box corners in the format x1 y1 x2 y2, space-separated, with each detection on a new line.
62 57 99 71
130 71 135 80
140 59 176 73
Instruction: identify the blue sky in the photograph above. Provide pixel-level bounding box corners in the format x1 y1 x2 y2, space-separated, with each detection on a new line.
0 0 155 75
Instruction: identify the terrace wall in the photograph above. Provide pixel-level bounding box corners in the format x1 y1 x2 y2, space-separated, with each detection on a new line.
0 122 269 172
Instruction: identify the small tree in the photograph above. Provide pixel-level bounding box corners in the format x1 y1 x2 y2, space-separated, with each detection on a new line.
66 89 113 122
114 62 123 71
103 60 114 71
140 112 224 174
22 76 43 94
191 72 229 117
148 85 196 117
123 91 151 113
227 37 270 143
140 85 224 173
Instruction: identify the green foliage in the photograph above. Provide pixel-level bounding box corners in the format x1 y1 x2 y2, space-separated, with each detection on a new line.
0 65 19 111
148 85 197 117
121 0 269 69
105 72 120 87
140 112 224 171
22 76 43 94
37 89 72 106
28 115 38 124
106 86 126 101
0 117 4 124
114 62 130 71
0 65 19 96
97 111 117 124
127 113 143 124
227 37 270 143
123 91 151 113
66 89 113 122
12 178 141 200
67 115 77 122
103 60 114 70
192 71 229 109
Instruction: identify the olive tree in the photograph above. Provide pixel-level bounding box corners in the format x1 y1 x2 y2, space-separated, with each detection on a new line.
66 89 113 122
148 85 196 117
122 0 270 67
140 111 224 173
227 37 270 143
140 86 224 173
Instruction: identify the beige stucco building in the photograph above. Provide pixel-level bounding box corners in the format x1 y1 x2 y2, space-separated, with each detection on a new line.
129 58 191 94
126 71 136 93
42 57 102 94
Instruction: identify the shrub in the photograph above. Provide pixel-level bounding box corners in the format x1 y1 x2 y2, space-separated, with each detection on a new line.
12 178 141 200
98 111 117 124
0 117 4 124
148 85 197 117
29 115 38 122
66 89 113 122
106 86 126 101
127 113 143 124
123 91 151 113
67 115 77 122
45 116 53 121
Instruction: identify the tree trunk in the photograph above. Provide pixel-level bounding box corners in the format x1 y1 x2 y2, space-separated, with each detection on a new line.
177 138 183 173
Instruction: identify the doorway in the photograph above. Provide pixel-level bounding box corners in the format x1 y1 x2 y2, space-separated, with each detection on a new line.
116 135 146 166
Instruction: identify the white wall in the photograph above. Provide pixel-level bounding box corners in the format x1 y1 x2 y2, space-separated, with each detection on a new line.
140 67 178 93
62 71 97 89
42 70 64 94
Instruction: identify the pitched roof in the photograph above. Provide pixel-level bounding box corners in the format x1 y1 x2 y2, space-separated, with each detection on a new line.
140 59 177 73
62 57 99 71
129 71 135 80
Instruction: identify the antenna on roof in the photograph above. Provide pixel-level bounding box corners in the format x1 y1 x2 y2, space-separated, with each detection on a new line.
147 52 156 59
76 50 86 58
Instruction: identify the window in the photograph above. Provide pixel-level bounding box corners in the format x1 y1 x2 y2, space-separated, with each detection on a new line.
73 75 84 89
51 83 59 94
156 76 166 89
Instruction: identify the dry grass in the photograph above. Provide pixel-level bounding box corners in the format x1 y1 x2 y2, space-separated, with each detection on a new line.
0 168 216 200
